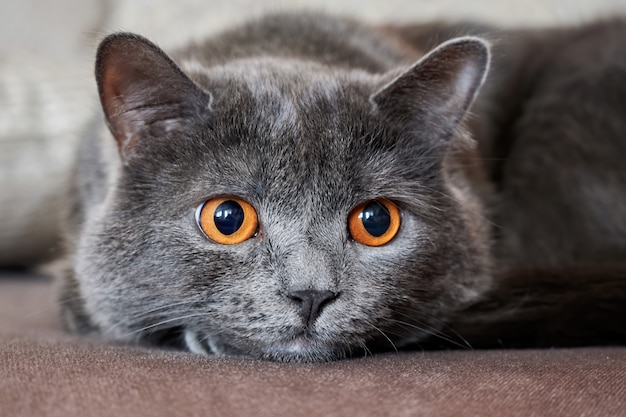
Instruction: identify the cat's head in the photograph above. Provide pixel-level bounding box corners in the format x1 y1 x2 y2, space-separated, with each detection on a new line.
74 31 491 362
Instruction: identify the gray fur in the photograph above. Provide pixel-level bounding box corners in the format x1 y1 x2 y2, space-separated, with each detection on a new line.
60 14 492 362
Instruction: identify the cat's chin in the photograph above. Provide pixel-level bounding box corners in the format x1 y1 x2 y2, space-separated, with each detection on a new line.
183 329 347 363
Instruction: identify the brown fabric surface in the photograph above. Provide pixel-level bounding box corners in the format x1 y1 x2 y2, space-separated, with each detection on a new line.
1 273 625 417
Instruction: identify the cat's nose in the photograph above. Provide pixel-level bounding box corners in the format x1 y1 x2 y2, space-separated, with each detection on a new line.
287 289 338 326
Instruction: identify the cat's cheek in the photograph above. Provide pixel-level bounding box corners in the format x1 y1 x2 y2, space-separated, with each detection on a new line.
71 214 126 340
72 255 131 341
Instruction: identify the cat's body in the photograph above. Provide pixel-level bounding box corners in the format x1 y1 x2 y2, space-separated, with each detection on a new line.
60 14 626 362
392 20 626 347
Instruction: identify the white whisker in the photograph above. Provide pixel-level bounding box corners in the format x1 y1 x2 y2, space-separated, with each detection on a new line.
387 317 471 350
125 313 211 336
132 300 199 318
371 325 399 354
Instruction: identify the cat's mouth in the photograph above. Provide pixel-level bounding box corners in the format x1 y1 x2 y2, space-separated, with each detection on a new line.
182 329 349 363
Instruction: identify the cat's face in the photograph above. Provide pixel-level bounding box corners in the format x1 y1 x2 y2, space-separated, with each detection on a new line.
74 33 491 362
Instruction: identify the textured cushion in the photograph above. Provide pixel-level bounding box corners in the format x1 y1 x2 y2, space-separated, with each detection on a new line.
1 273 624 417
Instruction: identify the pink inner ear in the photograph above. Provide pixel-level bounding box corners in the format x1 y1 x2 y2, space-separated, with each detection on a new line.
101 68 122 122
437 57 487 117
100 65 132 151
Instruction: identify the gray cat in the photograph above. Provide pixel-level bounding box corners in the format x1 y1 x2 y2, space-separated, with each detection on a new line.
60 14 626 362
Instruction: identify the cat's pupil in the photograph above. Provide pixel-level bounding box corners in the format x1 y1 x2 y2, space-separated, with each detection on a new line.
214 200 245 235
360 201 391 237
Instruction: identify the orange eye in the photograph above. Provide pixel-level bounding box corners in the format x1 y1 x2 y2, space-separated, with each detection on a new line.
348 199 401 246
196 197 258 245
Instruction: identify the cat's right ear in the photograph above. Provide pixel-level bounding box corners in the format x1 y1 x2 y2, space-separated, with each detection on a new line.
370 37 490 142
96 33 211 158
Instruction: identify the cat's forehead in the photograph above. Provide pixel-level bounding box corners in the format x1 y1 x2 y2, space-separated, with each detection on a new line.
170 58 412 209
187 60 380 149
183 57 377 113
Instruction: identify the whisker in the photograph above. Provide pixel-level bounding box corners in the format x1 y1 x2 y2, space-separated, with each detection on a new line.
386 317 471 350
391 307 474 349
371 325 399 354
131 300 199 319
124 312 211 337
439 323 473 349
358 341 373 359
411 310 474 348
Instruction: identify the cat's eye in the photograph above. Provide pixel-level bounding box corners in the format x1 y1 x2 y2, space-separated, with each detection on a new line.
348 199 401 246
196 197 258 244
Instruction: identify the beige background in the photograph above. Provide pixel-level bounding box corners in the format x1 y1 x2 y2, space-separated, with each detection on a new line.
1 0 626 264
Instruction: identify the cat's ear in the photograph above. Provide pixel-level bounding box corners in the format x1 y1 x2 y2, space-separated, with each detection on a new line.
370 37 490 139
96 33 211 158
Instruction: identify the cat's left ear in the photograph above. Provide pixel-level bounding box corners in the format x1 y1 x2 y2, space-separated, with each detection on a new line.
371 37 490 139
96 33 211 158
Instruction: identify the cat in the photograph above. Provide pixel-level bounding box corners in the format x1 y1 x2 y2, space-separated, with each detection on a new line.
59 13 626 362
